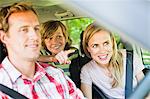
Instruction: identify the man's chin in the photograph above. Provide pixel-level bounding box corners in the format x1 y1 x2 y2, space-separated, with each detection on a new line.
28 54 40 60
27 56 39 61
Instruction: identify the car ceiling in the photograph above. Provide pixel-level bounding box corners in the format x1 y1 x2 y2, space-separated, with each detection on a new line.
0 0 87 23
0 0 149 50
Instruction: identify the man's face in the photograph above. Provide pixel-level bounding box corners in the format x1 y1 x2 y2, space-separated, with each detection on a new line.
5 11 41 60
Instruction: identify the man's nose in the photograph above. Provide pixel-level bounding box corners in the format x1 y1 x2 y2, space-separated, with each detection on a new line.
29 28 39 39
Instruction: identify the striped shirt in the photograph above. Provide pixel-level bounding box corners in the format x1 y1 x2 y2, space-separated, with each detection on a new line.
40 48 78 76
0 57 85 99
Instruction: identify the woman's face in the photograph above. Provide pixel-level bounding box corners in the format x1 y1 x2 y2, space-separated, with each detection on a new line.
44 26 66 55
87 30 113 67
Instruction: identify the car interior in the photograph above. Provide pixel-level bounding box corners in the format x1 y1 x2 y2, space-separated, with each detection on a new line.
0 0 150 98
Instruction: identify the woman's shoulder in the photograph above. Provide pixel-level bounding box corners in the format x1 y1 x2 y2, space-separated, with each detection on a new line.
81 60 95 70
119 49 126 53
118 49 127 57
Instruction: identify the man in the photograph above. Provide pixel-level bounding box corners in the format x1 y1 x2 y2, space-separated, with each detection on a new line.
0 2 84 99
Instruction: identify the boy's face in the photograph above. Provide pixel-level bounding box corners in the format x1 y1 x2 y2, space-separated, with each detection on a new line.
44 26 66 55
5 11 41 60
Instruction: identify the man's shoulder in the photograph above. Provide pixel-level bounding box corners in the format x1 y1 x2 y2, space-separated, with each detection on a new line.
38 62 64 75
0 64 6 73
0 64 10 82
0 64 3 69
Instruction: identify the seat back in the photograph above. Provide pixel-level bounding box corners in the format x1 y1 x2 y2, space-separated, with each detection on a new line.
0 42 7 63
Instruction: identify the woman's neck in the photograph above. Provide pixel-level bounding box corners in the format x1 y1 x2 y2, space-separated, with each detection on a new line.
95 61 112 78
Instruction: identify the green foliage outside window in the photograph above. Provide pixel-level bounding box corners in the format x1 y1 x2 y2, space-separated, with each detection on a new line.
66 18 121 49
65 18 150 68
66 18 94 48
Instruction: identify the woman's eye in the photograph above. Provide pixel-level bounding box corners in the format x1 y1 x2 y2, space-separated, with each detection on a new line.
92 44 98 48
104 42 109 46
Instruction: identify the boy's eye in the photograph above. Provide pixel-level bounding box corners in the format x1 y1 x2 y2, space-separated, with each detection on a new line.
45 37 52 40
57 35 62 39
49 37 52 40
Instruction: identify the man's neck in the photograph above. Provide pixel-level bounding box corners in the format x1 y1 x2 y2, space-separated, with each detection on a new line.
8 56 36 79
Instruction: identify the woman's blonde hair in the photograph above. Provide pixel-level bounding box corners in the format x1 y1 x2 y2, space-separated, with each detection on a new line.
40 20 72 50
82 23 123 87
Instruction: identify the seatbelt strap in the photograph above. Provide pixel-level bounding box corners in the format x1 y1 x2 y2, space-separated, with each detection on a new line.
0 84 28 99
125 50 133 98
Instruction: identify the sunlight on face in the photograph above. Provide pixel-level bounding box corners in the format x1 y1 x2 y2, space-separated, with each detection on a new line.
6 11 41 60
87 30 113 67
44 27 66 55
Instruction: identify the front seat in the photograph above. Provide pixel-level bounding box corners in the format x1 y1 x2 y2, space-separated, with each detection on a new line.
0 42 7 63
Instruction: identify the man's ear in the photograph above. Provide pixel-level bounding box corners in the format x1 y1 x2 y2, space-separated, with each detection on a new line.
0 30 7 44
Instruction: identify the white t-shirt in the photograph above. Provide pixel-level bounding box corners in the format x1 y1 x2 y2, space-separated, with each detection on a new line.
80 49 144 99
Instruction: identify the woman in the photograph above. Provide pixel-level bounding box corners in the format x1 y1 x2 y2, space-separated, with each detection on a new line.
38 20 80 79
80 23 144 99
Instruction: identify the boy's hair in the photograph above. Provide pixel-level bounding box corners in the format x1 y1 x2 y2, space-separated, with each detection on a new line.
0 2 37 32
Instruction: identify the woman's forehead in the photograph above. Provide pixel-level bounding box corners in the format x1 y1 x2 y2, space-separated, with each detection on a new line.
90 31 110 40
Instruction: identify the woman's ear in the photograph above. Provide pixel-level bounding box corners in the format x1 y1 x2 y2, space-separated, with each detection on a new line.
87 46 91 53
87 46 90 53
86 46 92 58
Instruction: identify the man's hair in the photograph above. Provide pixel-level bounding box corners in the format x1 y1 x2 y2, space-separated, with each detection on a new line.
0 2 37 32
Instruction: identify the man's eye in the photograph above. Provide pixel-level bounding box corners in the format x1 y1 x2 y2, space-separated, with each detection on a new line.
35 27 40 33
21 28 28 33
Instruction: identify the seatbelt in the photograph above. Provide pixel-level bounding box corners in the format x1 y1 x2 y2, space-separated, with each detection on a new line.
0 84 28 99
92 83 108 99
125 50 133 98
